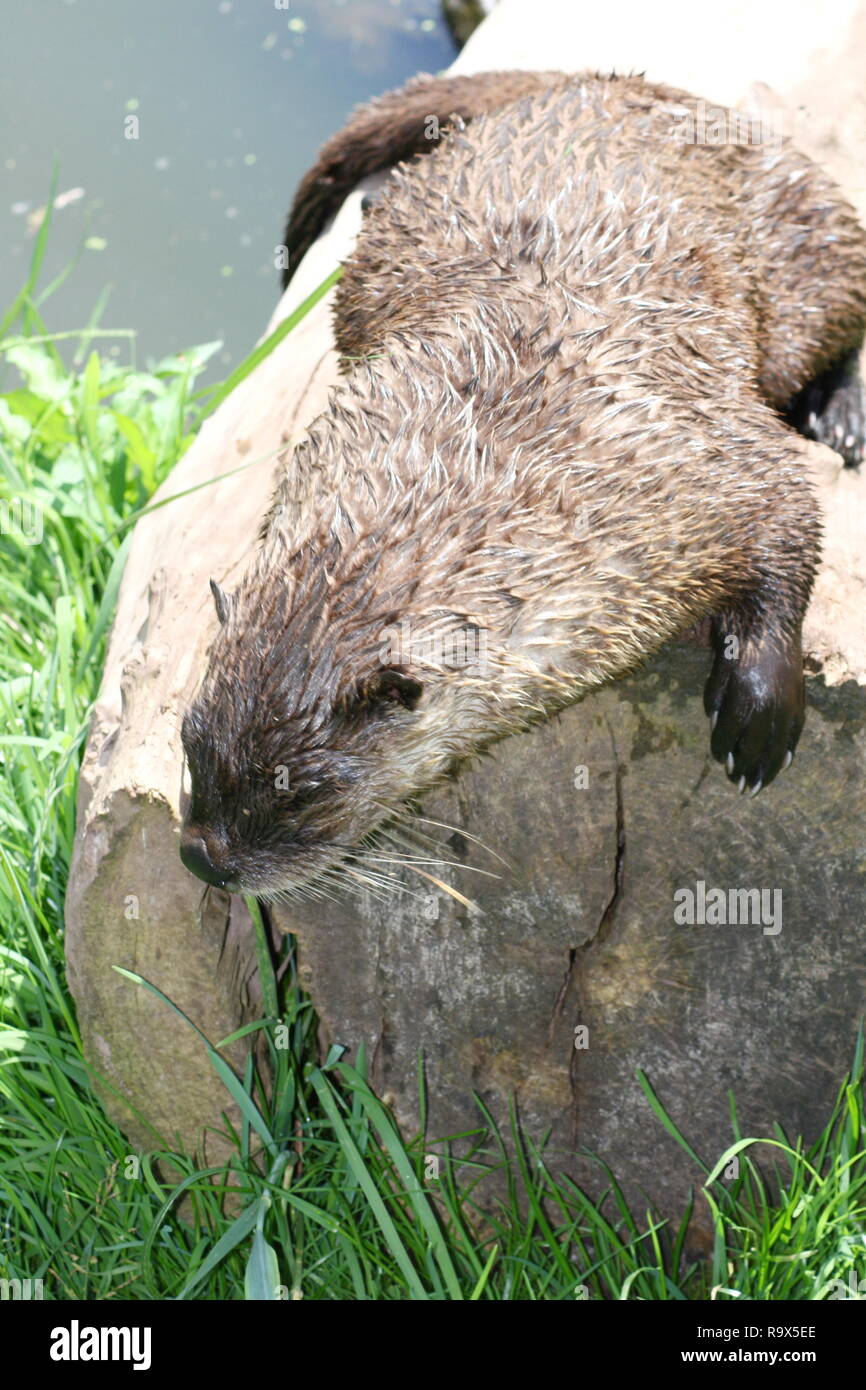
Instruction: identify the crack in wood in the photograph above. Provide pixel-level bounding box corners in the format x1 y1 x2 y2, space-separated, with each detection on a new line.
564 723 626 1147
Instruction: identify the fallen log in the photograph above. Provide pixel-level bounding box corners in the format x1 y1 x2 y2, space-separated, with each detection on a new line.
66 0 866 1223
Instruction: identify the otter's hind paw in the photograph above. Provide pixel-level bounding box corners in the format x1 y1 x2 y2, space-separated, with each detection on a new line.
785 348 866 467
703 637 805 795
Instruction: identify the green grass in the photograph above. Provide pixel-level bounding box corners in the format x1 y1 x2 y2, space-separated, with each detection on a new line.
1 227 865 1301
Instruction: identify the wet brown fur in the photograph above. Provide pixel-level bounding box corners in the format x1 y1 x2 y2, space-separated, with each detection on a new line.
181 71 866 897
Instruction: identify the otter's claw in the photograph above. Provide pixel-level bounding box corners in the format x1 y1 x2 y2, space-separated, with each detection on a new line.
704 637 805 794
785 349 866 468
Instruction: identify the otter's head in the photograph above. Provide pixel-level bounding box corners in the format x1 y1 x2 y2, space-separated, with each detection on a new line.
179 551 491 898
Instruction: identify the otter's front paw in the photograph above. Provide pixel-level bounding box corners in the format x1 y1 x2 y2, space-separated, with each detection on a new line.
786 350 866 468
703 637 805 795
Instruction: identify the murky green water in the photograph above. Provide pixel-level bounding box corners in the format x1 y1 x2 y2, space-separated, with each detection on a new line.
1 0 457 378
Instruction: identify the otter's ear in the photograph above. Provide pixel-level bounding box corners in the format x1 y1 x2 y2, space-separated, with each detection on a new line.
209 578 233 625
363 668 423 711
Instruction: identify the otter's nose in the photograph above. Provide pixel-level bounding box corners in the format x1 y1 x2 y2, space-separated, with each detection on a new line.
180 832 233 889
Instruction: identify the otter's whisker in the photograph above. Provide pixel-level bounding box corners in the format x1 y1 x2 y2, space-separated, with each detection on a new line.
360 850 500 881
407 867 481 914
374 826 500 880
407 815 511 867
341 866 393 905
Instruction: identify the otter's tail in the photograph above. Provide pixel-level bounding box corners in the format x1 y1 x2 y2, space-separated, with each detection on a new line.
281 69 567 287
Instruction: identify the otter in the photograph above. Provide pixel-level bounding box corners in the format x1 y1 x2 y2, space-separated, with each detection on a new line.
179 70 866 898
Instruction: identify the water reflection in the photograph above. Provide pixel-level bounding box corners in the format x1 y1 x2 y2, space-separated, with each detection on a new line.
1 0 456 381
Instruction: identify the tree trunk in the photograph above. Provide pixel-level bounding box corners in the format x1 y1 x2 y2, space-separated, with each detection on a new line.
65 0 866 1226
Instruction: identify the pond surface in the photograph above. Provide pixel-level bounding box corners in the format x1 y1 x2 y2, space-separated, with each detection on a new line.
1 0 457 381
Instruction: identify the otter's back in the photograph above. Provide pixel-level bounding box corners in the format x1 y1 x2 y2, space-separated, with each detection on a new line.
334 72 866 407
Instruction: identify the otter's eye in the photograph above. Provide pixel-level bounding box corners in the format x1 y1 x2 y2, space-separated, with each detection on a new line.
355 668 423 712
